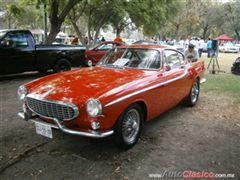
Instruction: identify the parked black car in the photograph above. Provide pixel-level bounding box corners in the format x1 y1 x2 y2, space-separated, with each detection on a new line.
0 29 86 74
231 57 240 75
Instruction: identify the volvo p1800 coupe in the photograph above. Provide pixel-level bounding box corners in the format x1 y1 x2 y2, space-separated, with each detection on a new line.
18 44 205 149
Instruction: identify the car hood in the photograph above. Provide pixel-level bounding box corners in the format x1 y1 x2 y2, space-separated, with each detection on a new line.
27 66 155 105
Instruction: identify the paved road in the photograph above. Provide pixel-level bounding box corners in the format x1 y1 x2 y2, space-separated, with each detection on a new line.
0 72 239 180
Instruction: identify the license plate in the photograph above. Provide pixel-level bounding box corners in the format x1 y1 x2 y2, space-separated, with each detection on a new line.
35 122 53 139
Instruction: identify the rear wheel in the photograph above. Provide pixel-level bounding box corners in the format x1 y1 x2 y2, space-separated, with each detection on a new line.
54 59 71 73
113 104 143 150
185 78 200 107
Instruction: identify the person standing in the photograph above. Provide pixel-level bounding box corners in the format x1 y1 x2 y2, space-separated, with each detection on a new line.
101 36 106 42
184 36 191 50
190 37 198 53
71 36 79 45
207 38 212 58
179 38 185 49
96 37 101 43
198 38 205 58
114 35 123 43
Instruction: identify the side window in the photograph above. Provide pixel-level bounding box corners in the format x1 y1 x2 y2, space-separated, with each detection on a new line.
148 50 161 69
97 43 113 50
4 32 28 48
164 49 184 69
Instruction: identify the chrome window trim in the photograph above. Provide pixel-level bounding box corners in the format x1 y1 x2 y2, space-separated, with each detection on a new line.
26 94 79 121
97 48 162 70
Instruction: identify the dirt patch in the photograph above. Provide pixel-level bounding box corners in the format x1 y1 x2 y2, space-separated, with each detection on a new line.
0 72 239 180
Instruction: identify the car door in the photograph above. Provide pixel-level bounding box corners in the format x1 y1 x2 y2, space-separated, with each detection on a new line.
0 31 35 74
163 49 190 108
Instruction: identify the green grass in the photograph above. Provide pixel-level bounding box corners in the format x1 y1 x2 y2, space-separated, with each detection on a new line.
200 52 240 102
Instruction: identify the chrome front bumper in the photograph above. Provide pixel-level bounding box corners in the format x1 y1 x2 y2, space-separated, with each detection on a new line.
18 111 114 138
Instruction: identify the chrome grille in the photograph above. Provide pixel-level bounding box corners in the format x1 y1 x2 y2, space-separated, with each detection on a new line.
26 97 78 121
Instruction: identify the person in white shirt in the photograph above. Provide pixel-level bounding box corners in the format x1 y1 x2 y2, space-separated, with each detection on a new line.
198 38 205 58
184 44 198 62
179 39 185 48
184 36 191 50
190 38 199 53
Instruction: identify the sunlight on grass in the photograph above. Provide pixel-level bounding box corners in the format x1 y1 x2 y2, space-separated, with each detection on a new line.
200 52 240 102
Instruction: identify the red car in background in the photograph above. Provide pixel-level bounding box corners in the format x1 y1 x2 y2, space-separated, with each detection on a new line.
85 41 124 66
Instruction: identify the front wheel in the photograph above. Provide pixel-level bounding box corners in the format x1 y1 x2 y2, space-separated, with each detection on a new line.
113 104 143 150
54 59 71 73
185 78 200 107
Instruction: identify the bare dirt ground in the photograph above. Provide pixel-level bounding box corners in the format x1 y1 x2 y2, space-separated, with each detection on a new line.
0 71 240 180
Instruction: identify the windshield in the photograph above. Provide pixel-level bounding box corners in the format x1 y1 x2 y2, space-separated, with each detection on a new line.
0 31 7 40
97 48 161 70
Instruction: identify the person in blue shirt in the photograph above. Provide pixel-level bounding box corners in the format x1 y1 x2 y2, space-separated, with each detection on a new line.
207 38 212 58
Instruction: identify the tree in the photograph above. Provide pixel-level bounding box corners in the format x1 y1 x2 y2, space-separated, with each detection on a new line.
3 2 23 29
68 0 127 47
108 0 130 37
41 0 81 44
68 0 87 46
223 0 240 40
127 0 180 37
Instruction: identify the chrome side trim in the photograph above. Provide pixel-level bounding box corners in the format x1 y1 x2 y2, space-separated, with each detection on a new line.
26 94 79 121
18 111 113 138
200 78 207 84
104 70 188 107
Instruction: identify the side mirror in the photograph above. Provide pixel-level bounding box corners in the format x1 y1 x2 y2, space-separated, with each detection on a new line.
165 65 171 71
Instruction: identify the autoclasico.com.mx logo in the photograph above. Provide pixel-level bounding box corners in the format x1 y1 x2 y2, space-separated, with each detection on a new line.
149 170 235 179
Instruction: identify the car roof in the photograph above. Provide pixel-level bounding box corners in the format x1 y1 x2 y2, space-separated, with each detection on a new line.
119 44 170 50
101 41 123 44
0 29 31 33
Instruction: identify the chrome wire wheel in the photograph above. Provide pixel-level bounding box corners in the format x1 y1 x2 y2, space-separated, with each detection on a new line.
191 81 199 103
122 109 140 144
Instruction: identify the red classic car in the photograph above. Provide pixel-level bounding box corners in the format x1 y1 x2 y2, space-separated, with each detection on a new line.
85 41 124 66
18 44 205 149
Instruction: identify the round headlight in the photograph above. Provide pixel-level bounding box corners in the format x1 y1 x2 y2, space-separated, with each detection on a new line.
17 85 27 100
86 98 102 117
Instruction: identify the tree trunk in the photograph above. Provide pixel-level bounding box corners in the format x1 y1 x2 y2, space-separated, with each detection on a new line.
8 15 11 29
44 3 48 43
45 0 80 44
202 23 209 40
71 21 86 46
116 26 121 37
235 29 240 41
87 8 92 48
46 25 61 44
175 24 180 41
93 16 106 44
